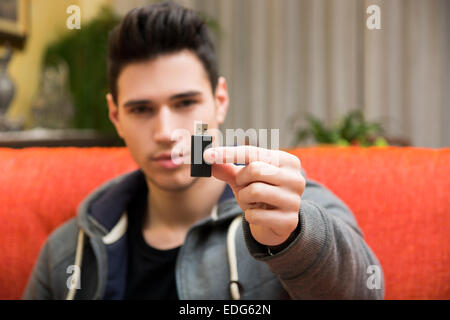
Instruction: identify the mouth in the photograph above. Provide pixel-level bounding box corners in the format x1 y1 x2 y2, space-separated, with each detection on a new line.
152 151 190 169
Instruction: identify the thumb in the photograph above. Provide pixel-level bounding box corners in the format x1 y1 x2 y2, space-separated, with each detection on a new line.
204 148 241 189
212 163 242 190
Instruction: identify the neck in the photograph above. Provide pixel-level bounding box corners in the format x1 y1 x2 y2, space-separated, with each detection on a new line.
145 177 227 231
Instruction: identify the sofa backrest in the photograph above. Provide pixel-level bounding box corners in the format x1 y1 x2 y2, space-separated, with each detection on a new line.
0 146 448 299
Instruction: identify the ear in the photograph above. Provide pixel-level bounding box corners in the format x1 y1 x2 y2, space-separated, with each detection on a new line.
106 93 125 139
214 77 229 125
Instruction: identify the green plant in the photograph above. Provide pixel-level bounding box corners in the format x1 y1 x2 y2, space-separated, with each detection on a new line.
295 109 388 147
42 6 120 134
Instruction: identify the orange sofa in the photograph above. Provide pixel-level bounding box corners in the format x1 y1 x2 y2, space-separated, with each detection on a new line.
0 146 449 300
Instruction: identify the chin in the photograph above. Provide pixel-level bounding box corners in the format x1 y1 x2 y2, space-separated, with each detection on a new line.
145 165 196 191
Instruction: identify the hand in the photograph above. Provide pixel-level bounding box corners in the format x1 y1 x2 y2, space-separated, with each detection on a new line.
204 146 306 246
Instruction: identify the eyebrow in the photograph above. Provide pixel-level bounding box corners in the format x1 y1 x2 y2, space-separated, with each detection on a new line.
123 91 202 108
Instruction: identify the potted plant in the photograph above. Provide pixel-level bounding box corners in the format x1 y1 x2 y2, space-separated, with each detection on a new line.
294 109 389 147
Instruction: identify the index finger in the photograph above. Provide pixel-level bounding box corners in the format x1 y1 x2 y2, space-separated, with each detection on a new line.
204 145 281 166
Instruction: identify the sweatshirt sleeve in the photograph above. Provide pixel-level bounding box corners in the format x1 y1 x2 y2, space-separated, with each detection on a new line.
241 177 385 300
22 240 53 300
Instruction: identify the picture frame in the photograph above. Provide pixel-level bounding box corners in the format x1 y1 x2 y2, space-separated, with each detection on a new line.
0 0 29 49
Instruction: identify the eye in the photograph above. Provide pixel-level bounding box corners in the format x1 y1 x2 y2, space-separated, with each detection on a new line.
176 99 197 108
130 106 152 114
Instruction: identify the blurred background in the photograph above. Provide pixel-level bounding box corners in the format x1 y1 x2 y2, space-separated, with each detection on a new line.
0 0 448 148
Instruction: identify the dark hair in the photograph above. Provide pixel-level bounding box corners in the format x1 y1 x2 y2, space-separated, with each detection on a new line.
107 1 218 105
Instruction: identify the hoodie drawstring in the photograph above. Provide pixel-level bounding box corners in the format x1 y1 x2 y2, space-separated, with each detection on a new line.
67 214 242 300
226 215 243 300
66 229 85 300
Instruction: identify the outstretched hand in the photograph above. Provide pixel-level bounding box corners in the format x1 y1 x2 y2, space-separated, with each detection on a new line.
203 146 305 246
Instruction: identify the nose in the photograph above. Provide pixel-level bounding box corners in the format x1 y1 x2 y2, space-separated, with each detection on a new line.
153 105 176 145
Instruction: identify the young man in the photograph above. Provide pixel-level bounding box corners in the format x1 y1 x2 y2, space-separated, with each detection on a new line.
23 1 384 300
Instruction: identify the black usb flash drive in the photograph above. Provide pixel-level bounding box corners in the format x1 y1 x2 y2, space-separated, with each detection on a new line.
191 122 212 177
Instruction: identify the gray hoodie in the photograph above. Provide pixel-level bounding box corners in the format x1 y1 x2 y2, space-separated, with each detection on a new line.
22 168 384 300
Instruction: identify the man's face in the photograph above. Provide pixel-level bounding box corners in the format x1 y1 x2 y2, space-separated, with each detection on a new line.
107 50 229 191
